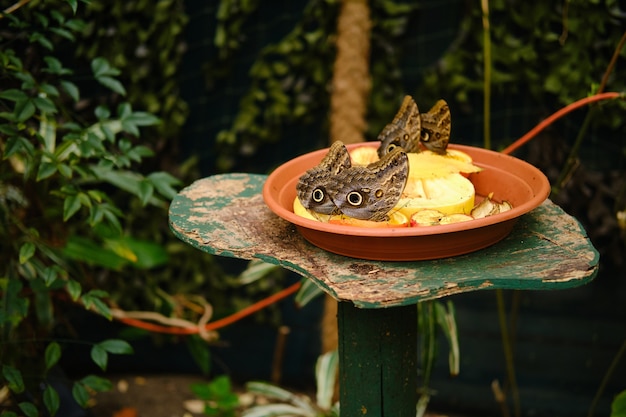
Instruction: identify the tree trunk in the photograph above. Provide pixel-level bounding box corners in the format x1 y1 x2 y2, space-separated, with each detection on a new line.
329 0 372 145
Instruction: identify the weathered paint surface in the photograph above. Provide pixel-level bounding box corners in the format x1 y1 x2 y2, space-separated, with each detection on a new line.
169 174 599 308
338 303 418 417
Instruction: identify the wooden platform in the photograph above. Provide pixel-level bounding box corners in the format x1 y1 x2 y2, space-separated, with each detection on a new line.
169 173 599 417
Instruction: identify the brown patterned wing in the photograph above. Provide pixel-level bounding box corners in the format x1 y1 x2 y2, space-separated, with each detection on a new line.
420 99 451 154
296 141 351 215
377 95 422 157
331 148 409 221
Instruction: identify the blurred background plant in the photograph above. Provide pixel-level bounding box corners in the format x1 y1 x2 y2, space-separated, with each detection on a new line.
0 0 288 414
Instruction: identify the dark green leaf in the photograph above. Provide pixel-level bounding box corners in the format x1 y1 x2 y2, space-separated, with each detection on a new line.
96 76 126 96
61 80 79 102
123 111 160 126
49 10 64 24
45 342 61 371
87 190 104 203
43 56 71 75
30 32 53 50
294 278 323 307
612 390 626 417
0 89 27 101
37 162 57 181
91 57 118 77
186 335 211 375
148 171 180 200
137 179 154 206
33 97 57 114
43 384 60 416
120 119 139 136
63 195 81 221
71 382 90 408
0 123 19 136
64 18 85 31
100 124 115 142
57 163 72 178
39 83 60 97
14 99 36 122
17 402 38 417
79 289 112 318
90 344 108 371
116 236 169 269
42 266 58 287
49 27 75 41
2 365 25 393
102 207 123 235
3 137 24 159
19 242 35 264
94 105 110 120
98 339 133 355
90 295 111 319
79 375 113 392
131 145 154 157
65 0 78 14
76 192 91 207
117 102 132 118
66 279 81 301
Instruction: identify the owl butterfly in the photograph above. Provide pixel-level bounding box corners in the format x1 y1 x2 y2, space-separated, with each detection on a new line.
331 147 409 221
420 99 451 155
377 96 451 156
377 95 421 157
296 141 351 215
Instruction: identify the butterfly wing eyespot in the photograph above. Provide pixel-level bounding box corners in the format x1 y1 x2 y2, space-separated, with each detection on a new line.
330 148 408 221
387 144 397 153
346 191 363 206
312 188 325 203
296 141 352 214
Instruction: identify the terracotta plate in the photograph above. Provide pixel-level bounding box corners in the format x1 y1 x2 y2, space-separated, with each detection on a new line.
263 142 550 261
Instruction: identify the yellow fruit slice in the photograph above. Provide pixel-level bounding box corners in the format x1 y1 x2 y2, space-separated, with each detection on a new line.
396 173 475 217
349 146 380 165
407 151 482 179
293 197 409 227
439 149 474 163
409 209 445 226
439 213 474 224
293 197 331 222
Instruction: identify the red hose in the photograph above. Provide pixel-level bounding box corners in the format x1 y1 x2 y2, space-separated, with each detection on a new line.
500 92 622 155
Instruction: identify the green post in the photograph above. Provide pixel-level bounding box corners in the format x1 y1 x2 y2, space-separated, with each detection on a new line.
338 302 418 417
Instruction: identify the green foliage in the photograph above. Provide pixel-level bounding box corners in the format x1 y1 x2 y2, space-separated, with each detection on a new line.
243 350 339 417
612 390 626 417
191 375 240 417
75 0 189 141
0 0 166 413
416 300 460 417
416 0 626 136
212 0 340 172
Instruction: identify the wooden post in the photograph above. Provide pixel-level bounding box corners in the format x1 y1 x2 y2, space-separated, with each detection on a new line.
338 302 417 416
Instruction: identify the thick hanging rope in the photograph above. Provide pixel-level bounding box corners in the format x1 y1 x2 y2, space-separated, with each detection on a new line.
329 0 372 144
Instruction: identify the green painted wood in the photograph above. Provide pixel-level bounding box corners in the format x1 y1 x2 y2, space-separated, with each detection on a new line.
338 303 417 417
169 174 599 308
